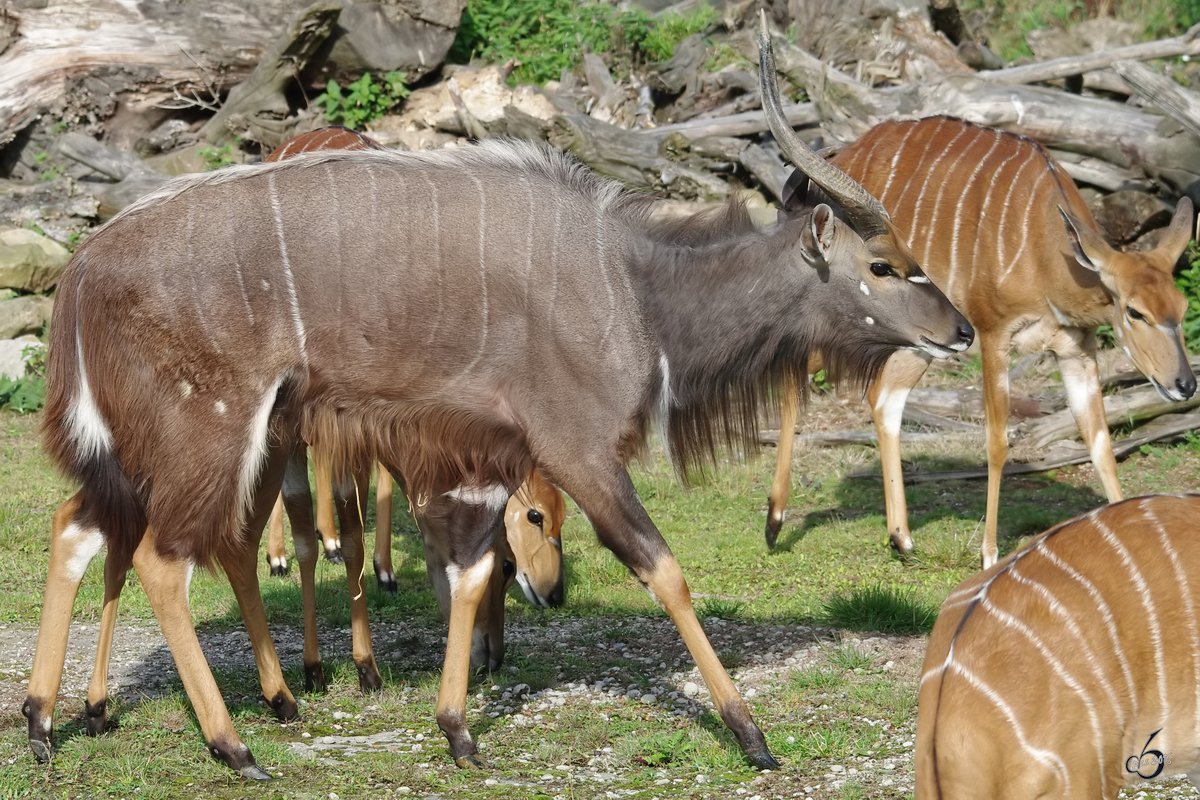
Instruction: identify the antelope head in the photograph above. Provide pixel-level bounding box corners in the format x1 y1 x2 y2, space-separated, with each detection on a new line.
504 469 566 609
758 14 974 362
1059 199 1196 402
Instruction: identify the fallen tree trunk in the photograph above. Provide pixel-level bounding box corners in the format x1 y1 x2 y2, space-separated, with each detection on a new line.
764 33 1200 192
1111 58 1200 142
1019 386 1200 450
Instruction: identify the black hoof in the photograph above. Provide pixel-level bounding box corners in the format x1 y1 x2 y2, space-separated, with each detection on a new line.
238 763 273 781
324 546 344 565
84 698 108 736
267 692 298 722
28 738 51 763
764 503 782 550
356 661 383 693
454 754 487 769
23 697 51 762
269 562 289 577
374 572 398 594
746 748 781 770
304 662 327 693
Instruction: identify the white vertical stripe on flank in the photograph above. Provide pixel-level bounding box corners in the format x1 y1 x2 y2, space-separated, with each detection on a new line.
967 145 1023 298
456 175 489 381
597 213 616 347
945 659 1072 793
266 173 309 367
67 273 115 464
999 165 1048 281
876 122 923 206
235 377 284 532
1142 499 1200 738
1008 565 1126 728
993 151 1037 280
979 599 1108 796
550 186 562 309
945 130 1003 302
889 118 951 226
1037 541 1140 722
910 125 972 260
419 173 444 353
1093 513 1170 724
233 254 254 326
918 126 977 269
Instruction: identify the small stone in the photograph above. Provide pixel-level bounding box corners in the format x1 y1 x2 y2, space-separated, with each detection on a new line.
830 765 845 773
332 711 352 720
329 794 340 800
683 682 700 697
411 743 423 752
300 732 311 738
640 693 657 704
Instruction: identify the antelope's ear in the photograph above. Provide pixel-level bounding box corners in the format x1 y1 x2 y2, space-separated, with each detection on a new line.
1058 205 1111 273
804 203 837 262
1153 196 1194 266
780 168 809 214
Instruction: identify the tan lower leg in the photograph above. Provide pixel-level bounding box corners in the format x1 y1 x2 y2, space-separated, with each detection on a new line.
266 494 287 573
132 529 267 777
435 551 494 765
766 379 798 547
335 470 380 691
374 463 394 585
314 450 340 558
25 494 99 760
85 550 128 735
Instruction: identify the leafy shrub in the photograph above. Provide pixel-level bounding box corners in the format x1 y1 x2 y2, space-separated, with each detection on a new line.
0 344 46 414
1176 246 1200 351
448 0 717 86
314 71 411 129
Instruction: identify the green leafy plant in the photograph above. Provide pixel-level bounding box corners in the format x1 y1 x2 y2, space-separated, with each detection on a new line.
315 71 410 129
0 344 47 414
197 144 238 171
640 4 719 61
1176 247 1200 350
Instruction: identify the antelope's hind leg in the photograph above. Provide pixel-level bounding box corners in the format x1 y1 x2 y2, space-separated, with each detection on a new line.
279 446 327 692
24 493 105 761
265 494 288 576
561 465 779 770
132 526 271 780
765 376 799 549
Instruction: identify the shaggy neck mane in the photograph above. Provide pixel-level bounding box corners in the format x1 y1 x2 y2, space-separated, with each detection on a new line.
631 202 814 476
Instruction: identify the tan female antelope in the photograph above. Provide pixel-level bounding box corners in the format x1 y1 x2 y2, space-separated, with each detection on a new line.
766 116 1194 567
918 494 1200 798
24 25 970 776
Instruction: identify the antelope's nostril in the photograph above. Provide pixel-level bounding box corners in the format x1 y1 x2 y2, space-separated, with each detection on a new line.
957 322 975 346
1179 373 1197 399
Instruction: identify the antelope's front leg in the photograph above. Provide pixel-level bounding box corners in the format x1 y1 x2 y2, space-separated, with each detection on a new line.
419 486 509 767
374 463 397 593
279 446 326 692
867 348 932 554
568 466 779 770
265 494 288 576
980 336 1013 569
765 374 799 549
84 547 131 736
1053 330 1122 503
24 493 102 761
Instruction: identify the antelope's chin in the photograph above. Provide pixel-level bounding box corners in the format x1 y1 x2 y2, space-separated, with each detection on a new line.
516 573 548 608
915 337 959 360
1149 376 1187 403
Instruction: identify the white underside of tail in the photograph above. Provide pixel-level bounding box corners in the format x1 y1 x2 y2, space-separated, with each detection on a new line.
66 326 114 464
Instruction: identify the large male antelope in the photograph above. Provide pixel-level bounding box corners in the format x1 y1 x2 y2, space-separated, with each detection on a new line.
766 116 1194 567
918 494 1200 798
24 24 970 776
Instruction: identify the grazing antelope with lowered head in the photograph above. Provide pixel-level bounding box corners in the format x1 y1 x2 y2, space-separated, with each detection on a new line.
765 115 1194 567
918 494 1200 798
24 22 971 776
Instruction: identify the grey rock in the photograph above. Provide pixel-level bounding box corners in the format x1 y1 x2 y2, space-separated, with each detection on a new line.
0 294 53 339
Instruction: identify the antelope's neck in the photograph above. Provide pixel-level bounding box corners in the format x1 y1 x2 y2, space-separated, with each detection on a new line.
629 222 804 408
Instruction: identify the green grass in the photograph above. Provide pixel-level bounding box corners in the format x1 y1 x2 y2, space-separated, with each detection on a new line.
4 375 1200 797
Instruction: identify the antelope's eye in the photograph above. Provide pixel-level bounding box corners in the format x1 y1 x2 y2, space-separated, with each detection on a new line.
502 559 515 578
527 509 544 526
870 262 896 278
1127 306 1146 322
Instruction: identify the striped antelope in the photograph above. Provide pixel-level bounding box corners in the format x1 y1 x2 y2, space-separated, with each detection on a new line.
918 494 1200 798
24 25 971 776
765 116 1194 567
264 459 567 675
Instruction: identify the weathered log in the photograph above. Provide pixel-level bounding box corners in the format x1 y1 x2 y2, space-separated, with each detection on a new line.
763 33 1200 192
647 33 710 95
642 104 819 138
1046 148 1154 193
1112 58 1200 142
974 23 1200 86
197 2 343 147
1019 386 1200 450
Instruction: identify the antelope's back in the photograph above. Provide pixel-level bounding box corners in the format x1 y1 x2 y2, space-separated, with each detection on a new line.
831 116 1089 317
917 494 1200 799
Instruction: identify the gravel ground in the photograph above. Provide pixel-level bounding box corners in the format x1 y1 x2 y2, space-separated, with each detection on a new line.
3 616 1198 798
